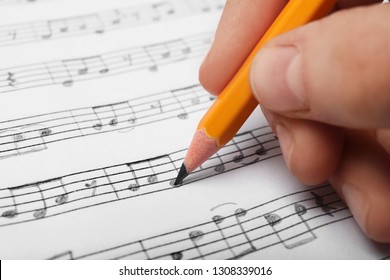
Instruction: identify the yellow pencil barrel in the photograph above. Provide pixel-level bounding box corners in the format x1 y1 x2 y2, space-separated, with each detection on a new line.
198 0 337 147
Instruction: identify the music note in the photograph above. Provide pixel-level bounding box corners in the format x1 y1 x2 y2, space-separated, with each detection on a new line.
91 101 135 132
39 21 53 40
0 189 18 219
189 230 205 259
6 72 17 87
91 104 118 130
5 125 49 158
311 192 337 216
7 30 17 41
234 208 257 257
264 203 316 249
40 128 52 137
231 138 245 163
170 251 183 260
33 184 47 219
147 160 159 184
214 153 225 173
123 54 132 66
150 100 163 114
126 164 141 192
209 203 257 259
171 89 189 120
61 55 109 87
85 179 98 196
151 2 176 21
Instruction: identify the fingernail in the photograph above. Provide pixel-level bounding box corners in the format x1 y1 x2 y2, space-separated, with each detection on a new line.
341 183 369 235
251 46 306 112
275 124 293 170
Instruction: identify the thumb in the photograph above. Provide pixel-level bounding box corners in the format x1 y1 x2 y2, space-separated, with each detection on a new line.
250 4 390 129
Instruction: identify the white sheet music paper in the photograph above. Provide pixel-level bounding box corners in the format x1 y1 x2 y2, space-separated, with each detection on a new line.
0 0 389 260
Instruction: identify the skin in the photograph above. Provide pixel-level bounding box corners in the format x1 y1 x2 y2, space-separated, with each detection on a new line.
199 0 390 242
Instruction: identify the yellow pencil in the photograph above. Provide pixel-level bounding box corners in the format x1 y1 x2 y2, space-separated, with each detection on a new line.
174 0 337 185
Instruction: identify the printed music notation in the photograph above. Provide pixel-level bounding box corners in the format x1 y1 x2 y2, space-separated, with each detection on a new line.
0 0 224 47
49 184 351 260
0 126 279 228
0 32 211 94
0 85 215 160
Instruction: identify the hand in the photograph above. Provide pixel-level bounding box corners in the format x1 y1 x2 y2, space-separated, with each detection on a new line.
200 0 390 242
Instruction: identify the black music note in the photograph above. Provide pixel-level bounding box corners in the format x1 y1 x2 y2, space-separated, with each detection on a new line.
62 55 109 87
40 21 53 40
311 192 337 216
85 180 98 196
209 203 258 259
171 88 189 120
110 9 122 25
126 164 140 192
170 251 183 260
151 2 175 21
231 139 244 163
92 104 118 130
1 189 18 219
211 214 237 258
33 184 47 219
264 213 282 226
10 125 48 157
189 230 205 260
40 128 52 137
8 30 17 41
147 160 159 184
150 100 163 114
214 153 225 173
6 72 17 87
123 54 132 66
234 208 257 256
264 204 316 249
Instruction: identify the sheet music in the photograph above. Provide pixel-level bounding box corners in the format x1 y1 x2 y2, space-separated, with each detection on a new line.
0 0 389 260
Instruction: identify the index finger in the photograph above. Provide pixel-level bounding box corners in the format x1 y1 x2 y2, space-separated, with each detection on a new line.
199 0 287 95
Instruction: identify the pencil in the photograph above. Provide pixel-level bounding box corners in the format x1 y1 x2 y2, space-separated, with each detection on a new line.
174 0 337 185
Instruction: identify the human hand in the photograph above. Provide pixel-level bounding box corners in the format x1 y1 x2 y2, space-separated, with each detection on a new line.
200 0 390 242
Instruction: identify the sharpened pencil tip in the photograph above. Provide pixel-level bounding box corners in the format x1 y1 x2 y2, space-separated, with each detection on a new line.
174 164 189 186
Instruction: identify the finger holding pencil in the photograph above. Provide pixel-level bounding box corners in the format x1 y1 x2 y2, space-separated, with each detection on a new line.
174 0 338 185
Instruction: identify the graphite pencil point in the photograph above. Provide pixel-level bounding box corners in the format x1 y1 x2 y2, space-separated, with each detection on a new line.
174 164 189 186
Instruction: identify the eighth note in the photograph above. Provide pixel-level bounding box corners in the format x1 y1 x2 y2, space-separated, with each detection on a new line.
85 180 98 196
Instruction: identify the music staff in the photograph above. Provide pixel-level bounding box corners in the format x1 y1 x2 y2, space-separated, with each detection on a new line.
0 126 279 228
0 0 224 47
49 184 351 260
0 85 214 160
0 32 211 94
